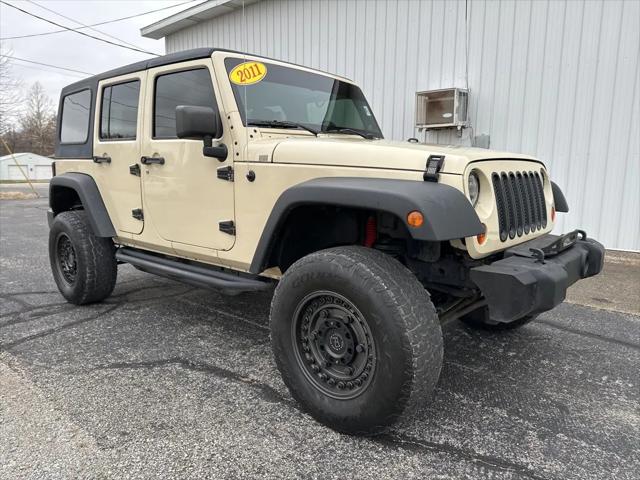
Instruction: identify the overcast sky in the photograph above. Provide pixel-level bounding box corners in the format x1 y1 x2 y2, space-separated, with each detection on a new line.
1 0 203 106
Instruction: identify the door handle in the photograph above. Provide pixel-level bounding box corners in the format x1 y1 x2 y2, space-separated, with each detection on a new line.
93 155 111 164
140 156 165 165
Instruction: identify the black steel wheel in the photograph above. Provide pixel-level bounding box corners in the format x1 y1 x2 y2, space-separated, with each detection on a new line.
292 291 375 400
49 210 117 305
270 246 443 435
55 233 78 284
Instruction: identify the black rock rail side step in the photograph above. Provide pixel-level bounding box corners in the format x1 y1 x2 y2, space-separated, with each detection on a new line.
116 247 272 294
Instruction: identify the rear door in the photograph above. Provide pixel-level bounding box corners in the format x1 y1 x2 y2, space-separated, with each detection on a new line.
93 72 146 234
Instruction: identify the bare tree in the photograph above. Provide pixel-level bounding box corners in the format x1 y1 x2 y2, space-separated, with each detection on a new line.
0 49 24 135
16 82 56 156
1 80 57 156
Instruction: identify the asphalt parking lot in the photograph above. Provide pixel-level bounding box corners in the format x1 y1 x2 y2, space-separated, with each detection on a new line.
1 189 639 480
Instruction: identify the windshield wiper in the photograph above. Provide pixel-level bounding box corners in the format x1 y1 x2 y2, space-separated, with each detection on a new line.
321 125 377 140
248 120 318 136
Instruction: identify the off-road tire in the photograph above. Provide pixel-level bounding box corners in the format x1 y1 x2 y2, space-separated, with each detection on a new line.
270 246 443 435
460 305 537 330
49 210 117 305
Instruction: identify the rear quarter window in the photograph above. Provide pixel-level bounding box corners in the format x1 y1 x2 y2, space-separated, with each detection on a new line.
60 89 91 144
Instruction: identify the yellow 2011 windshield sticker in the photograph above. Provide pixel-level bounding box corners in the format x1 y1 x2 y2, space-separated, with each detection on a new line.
229 61 267 85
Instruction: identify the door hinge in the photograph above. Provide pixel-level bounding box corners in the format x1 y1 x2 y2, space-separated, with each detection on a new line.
129 163 141 176
219 220 236 235
217 165 234 182
132 208 144 221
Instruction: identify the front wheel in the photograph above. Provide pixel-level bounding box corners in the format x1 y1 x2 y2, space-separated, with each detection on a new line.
49 210 117 305
270 246 443 435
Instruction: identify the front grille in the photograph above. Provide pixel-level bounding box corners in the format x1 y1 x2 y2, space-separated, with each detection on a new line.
492 170 547 242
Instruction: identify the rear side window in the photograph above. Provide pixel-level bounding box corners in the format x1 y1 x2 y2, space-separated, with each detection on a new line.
154 68 216 138
100 80 140 140
60 90 91 144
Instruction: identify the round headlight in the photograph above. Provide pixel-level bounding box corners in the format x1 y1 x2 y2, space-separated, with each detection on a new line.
468 171 480 206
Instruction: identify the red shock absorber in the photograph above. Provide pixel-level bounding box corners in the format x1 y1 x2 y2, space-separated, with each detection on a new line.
364 215 377 248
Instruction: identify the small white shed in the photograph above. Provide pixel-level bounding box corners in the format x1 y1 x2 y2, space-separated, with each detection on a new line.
0 152 53 181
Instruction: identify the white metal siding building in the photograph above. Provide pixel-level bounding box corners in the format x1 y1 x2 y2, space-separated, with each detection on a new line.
143 0 640 251
0 152 53 181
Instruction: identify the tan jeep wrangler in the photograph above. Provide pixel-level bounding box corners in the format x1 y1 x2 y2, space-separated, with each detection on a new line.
48 48 604 434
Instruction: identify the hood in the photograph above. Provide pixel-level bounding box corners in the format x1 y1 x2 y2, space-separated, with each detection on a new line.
252 136 542 175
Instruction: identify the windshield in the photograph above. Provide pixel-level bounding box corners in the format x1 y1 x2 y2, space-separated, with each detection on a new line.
224 57 383 138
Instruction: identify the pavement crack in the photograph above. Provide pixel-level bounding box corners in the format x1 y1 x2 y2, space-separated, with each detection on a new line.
0 285 191 328
0 290 59 298
178 297 269 331
0 302 76 326
93 357 296 410
1 304 121 350
538 318 640 351
106 286 197 305
373 433 552 480
0 294 32 308
109 283 182 299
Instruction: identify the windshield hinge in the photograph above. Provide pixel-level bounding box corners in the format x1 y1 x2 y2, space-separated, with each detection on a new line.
217 165 234 182
219 220 236 235
129 163 141 177
131 208 144 221
424 155 445 182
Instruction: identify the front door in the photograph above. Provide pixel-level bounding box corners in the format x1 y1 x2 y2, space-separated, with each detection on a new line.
94 73 145 234
140 60 235 251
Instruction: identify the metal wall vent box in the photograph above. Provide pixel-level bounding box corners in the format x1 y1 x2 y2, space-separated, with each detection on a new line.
415 88 468 129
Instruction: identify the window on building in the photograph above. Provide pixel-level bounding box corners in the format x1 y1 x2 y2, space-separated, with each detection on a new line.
60 89 91 144
100 80 140 140
153 68 217 138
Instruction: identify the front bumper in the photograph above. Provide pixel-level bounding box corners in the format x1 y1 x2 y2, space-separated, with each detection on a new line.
469 233 605 322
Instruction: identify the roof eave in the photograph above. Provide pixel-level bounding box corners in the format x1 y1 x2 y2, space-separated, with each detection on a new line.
141 0 261 40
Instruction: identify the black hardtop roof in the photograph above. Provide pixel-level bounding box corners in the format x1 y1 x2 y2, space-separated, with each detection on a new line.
61 48 217 95
60 47 350 96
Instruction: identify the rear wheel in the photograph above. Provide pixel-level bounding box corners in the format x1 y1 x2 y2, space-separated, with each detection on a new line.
270 246 443 435
49 210 117 305
460 305 537 330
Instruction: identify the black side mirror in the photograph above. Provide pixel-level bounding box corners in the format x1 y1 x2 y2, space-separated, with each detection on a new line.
175 105 227 160
176 105 220 139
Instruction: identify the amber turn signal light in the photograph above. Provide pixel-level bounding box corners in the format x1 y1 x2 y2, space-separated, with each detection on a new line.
476 224 487 245
407 211 424 227
551 206 556 222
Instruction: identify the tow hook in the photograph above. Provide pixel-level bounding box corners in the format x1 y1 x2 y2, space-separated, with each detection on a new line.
529 248 546 264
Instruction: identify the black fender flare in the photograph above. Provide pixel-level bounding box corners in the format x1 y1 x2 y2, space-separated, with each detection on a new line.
551 181 569 213
249 177 484 273
49 173 116 237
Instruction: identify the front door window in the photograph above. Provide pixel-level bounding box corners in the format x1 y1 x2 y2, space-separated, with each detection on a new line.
153 68 218 139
